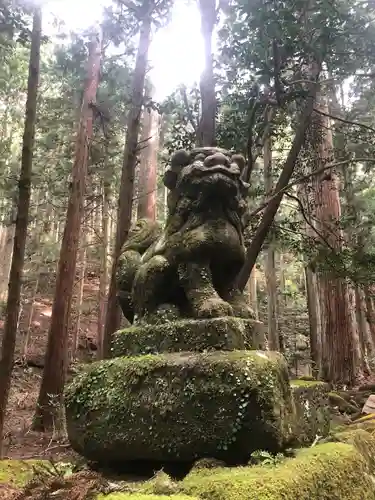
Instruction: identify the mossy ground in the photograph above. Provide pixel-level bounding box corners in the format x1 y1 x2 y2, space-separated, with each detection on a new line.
65 350 294 463
181 442 375 499
6 428 375 499
111 317 265 357
98 495 197 500
0 459 47 487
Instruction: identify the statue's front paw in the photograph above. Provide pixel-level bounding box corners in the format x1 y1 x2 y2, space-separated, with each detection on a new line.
197 298 234 319
231 304 256 319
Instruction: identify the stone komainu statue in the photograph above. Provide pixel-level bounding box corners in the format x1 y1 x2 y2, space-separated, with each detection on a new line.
116 146 254 324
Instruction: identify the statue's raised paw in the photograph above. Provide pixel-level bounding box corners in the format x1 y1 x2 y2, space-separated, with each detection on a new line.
197 298 234 319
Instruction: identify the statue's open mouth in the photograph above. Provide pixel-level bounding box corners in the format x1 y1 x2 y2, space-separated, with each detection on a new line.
177 163 240 191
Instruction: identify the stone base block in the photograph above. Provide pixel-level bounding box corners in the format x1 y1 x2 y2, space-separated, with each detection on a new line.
111 317 265 357
65 350 293 463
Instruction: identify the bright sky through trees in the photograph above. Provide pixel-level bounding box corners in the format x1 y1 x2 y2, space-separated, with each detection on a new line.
44 0 205 100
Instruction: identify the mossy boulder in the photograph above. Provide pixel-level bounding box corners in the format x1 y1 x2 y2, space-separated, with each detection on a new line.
291 379 330 444
181 442 375 499
65 350 294 463
111 317 265 357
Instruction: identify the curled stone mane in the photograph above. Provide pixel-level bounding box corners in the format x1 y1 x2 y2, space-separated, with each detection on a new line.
163 147 249 238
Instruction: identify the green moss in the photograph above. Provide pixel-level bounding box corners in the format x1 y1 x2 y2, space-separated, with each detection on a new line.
111 317 265 357
347 420 375 433
65 350 294 463
0 460 47 486
290 379 326 388
98 495 197 500
181 442 375 499
328 392 359 414
140 471 178 495
291 379 330 444
327 428 375 471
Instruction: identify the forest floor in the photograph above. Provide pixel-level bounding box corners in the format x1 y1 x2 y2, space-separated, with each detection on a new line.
0 272 101 463
1 272 375 465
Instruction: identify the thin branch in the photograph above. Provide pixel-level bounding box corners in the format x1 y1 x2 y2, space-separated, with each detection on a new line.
235 60 322 291
180 86 197 134
284 192 336 252
252 106 275 164
247 157 375 220
314 108 375 134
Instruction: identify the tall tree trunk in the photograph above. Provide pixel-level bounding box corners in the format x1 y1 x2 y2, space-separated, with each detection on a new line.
355 286 371 375
197 0 216 146
0 223 15 302
137 107 159 220
33 30 101 432
263 131 279 351
71 231 87 360
22 271 40 357
311 97 356 385
97 178 110 359
235 63 320 290
365 286 375 345
0 7 41 456
304 266 322 378
279 254 287 308
103 16 152 358
247 269 258 320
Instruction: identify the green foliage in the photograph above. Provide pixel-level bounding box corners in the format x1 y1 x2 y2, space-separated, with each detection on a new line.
248 449 286 467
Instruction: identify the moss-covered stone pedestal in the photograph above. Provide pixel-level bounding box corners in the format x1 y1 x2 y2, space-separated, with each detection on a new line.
65 315 330 465
65 350 294 463
111 316 265 357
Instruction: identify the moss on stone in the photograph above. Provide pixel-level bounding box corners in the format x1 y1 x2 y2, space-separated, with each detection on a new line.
290 379 325 388
181 442 375 499
328 392 359 414
65 350 294 463
348 420 375 434
111 317 265 357
290 379 330 445
327 428 375 471
0 460 46 487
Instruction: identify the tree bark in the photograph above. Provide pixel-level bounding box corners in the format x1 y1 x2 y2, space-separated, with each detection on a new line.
103 16 152 358
263 130 279 351
365 286 375 345
137 107 159 220
97 177 110 359
247 269 258 320
0 223 15 302
355 286 371 375
235 63 320 291
304 266 322 378
22 273 40 357
311 97 356 385
33 30 101 432
197 0 216 146
71 232 87 360
0 7 41 456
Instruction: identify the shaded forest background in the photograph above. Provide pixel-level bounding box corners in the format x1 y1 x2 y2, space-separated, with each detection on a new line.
1 0 375 459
